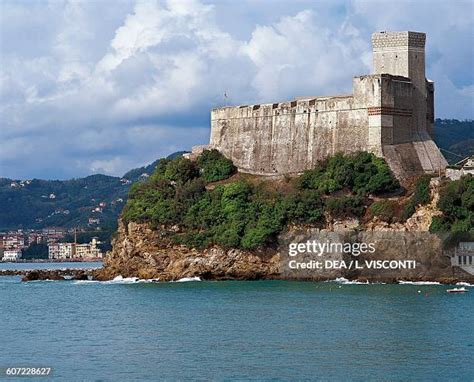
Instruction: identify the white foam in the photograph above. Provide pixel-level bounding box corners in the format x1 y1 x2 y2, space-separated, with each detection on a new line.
456 282 474 287
331 277 370 285
398 280 441 285
73 280 100 285
73 275 160 285
174 276 201 282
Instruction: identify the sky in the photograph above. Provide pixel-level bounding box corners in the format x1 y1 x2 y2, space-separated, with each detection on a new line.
1 0 473 180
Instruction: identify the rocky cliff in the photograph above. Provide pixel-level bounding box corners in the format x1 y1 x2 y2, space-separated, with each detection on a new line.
96 221 280 281
96 178 474 283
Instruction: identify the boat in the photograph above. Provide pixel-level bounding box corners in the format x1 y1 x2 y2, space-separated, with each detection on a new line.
446 287 469 294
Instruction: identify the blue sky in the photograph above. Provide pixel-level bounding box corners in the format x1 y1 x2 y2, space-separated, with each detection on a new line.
1 0 473 180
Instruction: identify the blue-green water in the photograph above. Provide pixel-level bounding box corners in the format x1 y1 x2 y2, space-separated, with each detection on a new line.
0 275 473 381
0 262 102 271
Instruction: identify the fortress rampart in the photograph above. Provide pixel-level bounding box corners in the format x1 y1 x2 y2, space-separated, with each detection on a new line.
205 31 447 180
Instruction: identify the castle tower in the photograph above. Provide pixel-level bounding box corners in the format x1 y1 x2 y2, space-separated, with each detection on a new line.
372 31 426 95
207 31 447 181
371 31 447 176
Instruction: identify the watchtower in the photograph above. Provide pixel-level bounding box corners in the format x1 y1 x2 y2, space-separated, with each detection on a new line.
372 31 426 94
372 31 430 139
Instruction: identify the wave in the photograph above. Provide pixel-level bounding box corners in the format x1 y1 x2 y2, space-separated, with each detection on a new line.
398 280 441 285
73 275 160 285
73 275 201 284
174 276 201 282
331 277 371 285
456 282 474 287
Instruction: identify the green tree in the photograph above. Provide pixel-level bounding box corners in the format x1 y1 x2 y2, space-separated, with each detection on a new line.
197 149 236 182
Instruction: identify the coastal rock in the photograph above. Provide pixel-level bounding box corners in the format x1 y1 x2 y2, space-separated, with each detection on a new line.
72 272 89 280
21 270 64 282
96 180 474 284
95 221 279 281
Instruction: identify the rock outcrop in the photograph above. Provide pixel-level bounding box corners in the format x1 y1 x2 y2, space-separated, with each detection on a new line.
96 179 474 284
95 221 279 281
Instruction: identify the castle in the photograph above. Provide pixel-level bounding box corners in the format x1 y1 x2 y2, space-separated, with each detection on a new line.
195 31 448 180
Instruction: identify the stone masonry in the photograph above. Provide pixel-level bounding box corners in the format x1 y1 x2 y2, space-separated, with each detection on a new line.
203 31 447 180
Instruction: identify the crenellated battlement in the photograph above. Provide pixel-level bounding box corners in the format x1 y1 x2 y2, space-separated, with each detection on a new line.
372 31 426 50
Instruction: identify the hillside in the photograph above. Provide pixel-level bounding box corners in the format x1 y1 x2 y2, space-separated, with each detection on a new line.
97 149 473 283
434 119 474 163
0 152 187 230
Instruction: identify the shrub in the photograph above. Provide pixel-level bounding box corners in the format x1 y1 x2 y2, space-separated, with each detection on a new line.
413 175 432 205
325 196 365 219
297 152 399 195
402 175 432 221
401 200 416 222
283 190 325 224
369 200 400 223
430 175 473 233
197 149 236 182
401 175 431 221
161 157 199 184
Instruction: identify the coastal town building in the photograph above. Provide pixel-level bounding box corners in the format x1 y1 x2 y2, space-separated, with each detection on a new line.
2 233 25 249
59 243 75 259
188 31 448 181
74 238 102 259
48 243 61 259
2 249 22 261
48 239 103 260
451 242 474 275
446 156 474 181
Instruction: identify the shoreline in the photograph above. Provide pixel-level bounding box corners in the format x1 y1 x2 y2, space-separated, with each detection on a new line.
1 268 472 285
0 259 103 264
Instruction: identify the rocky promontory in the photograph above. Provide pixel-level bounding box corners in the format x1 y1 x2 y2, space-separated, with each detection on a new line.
95 219 474 284
95 221 279 281
95 152 474 284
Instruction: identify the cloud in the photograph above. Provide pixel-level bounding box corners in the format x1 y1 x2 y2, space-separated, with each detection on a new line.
0 0 472 179
241 10 370 100
350 0 474 118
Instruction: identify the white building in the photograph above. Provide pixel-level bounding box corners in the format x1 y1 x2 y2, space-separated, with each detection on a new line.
2 249 22 261
446 156 474 181
48 243 61 259
48 239 103 260
451 242 474 275
59 243 75 259
74 238 102 259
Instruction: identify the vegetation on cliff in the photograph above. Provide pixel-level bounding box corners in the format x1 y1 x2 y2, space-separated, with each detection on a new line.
401 175 433 221
297 152 400 195
430 175 474 233
122 150 401 249
197 149 237 182
367 175 433 224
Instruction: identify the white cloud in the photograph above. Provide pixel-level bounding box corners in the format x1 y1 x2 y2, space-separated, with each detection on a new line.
241 10 370 100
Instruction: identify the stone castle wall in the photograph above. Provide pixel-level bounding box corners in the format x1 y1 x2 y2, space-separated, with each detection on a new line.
206 31 448 180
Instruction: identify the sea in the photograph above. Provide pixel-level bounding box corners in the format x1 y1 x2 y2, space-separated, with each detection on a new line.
0 262 473 381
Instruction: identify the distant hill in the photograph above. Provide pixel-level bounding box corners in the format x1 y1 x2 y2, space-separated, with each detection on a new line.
0 152 188 230
122 151 188 182
434 119 474 163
